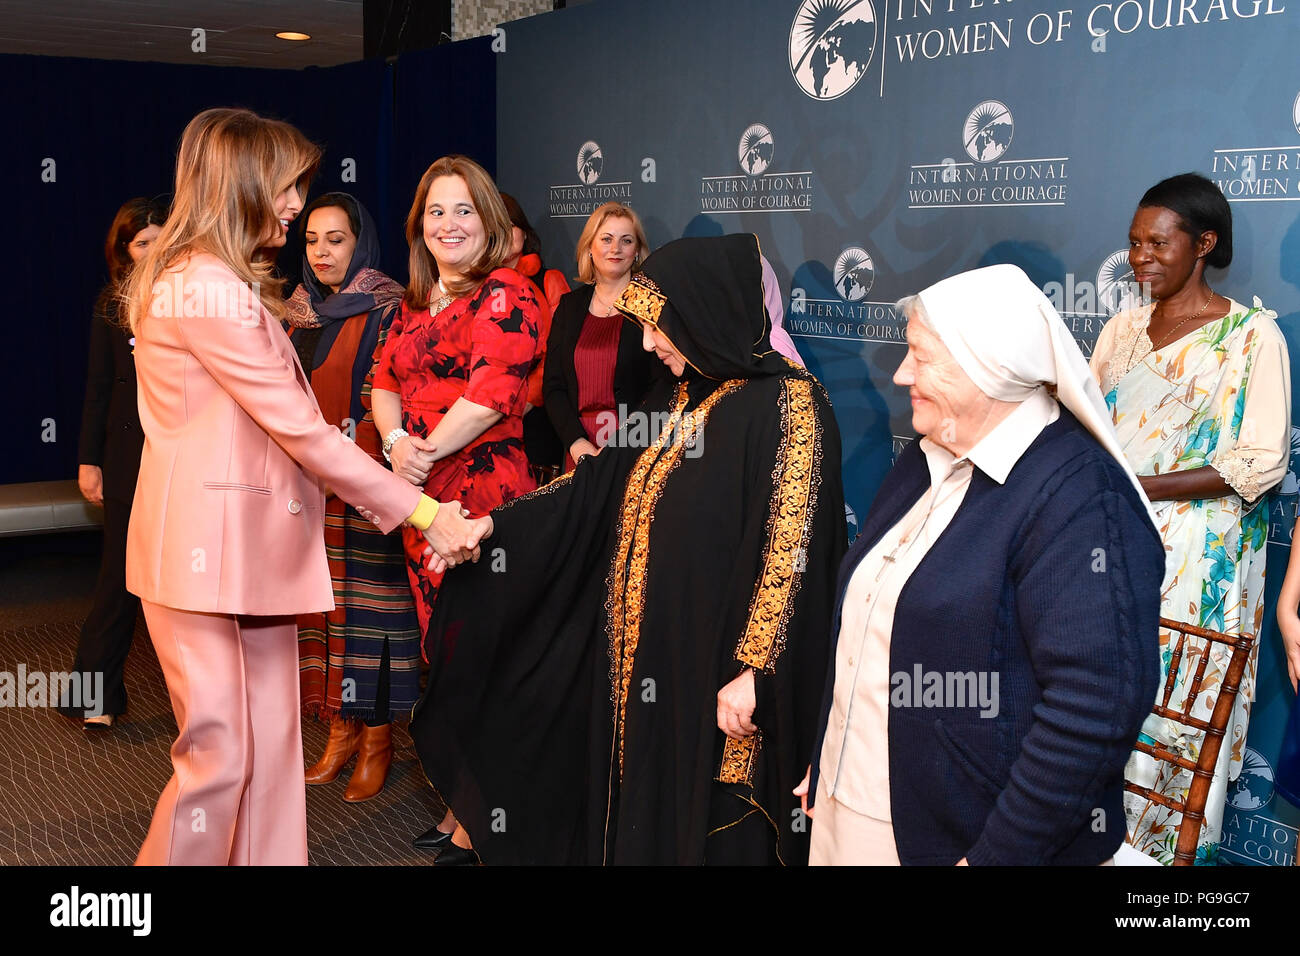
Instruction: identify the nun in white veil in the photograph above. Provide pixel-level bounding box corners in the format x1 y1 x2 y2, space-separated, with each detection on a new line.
803 264 1165 866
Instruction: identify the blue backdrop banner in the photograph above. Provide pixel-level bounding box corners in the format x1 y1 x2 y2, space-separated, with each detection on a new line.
495 0 1300 864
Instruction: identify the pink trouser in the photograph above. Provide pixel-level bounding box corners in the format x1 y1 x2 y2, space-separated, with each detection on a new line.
136 600 308 866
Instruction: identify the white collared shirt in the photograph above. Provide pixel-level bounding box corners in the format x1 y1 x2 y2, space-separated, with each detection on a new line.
818 387 1059 825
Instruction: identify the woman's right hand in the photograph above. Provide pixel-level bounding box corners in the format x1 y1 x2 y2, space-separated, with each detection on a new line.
391 435 438 486
569 438 600 462
78 464 104 506
1279 608 1300 693
421 504 492 574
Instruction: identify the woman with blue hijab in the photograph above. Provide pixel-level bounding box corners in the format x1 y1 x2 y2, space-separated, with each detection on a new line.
286 192 418 803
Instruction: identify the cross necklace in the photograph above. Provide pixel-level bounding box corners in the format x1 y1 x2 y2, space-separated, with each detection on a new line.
875 470 970 582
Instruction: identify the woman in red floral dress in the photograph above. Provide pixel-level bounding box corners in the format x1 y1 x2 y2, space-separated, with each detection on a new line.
372 156 540 646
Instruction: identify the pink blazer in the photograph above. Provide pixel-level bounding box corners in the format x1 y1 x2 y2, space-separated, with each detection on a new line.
126 252 422 616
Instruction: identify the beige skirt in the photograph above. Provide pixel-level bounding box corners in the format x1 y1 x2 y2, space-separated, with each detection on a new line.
808 774 900 866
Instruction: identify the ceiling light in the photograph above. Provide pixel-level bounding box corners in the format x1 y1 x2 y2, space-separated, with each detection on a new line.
275 32 311 41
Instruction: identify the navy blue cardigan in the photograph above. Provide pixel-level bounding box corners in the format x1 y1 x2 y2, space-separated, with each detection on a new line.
808 409 1163 865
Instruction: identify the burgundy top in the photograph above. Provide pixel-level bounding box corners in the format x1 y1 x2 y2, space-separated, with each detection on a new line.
573 310 623 447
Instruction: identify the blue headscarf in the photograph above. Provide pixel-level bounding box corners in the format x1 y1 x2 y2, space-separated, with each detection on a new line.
286 193 403 328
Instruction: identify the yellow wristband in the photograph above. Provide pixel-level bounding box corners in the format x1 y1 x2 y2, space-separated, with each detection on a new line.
407 494 440 531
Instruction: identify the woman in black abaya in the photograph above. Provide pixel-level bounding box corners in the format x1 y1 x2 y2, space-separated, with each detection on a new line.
411 233 846 865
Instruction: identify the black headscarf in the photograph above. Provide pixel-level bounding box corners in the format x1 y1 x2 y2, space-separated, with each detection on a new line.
615 234 790 380
285 193 404 328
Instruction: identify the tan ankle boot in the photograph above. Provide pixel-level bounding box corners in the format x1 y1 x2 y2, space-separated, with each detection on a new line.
305 714 362 784
343 722 393 802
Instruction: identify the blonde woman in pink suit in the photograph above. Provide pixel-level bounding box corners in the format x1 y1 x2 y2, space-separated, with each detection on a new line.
123 108 483 866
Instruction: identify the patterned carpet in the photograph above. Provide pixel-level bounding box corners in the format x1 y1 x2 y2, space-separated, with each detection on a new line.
0 541 445 866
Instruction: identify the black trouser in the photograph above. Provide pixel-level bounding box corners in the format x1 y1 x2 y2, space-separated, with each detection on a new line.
66 496 139 718
362 638 390 727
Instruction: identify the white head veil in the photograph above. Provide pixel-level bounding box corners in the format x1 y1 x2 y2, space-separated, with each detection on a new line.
914 263 1154 519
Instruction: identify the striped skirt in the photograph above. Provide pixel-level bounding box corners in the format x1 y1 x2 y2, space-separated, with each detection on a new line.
298 493 421 722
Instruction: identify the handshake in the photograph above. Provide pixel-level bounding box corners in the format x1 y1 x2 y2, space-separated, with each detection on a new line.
420 499 494 575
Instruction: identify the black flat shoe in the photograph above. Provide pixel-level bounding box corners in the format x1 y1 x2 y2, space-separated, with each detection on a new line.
412 826 454 851
432 844 481 866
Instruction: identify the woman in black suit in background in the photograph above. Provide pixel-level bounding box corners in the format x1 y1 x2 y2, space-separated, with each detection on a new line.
544 202 659 471
63 197 168 728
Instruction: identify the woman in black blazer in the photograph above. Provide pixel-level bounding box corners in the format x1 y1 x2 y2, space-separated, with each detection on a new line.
62 197 168 728
544 202 659 470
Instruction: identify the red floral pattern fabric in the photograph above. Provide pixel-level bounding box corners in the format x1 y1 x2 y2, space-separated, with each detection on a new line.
374 268 541 641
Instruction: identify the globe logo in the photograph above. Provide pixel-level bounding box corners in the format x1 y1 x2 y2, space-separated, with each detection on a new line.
739 124 775 176
1293 91 1300 136
844 502 858 538
577 141 604 186
1227 747 1275 811
833 246 875 301
789 0 877 101
963 100 1014 163
1097 249 1137 316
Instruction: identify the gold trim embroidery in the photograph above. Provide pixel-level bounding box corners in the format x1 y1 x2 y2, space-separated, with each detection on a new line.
606 379 746 780
738 791 788 866
706 807 760 838
495 465 575 511
614 274 665 326
613 274 720 381
705 788 789 866
606 385 689 783
734 377 822 673
716 731 763 786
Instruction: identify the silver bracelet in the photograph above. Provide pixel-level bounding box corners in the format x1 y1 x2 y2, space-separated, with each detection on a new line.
382 428 409 463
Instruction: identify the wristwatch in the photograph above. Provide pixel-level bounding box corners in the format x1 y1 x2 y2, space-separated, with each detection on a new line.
382 428 409 463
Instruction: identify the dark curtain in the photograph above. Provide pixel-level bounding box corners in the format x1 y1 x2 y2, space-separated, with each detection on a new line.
4 37 495 486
